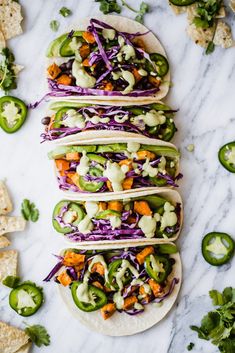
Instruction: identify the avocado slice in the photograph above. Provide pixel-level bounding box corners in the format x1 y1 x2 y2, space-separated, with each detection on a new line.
49 101 92 111
96 143 127 153
135 195 166 211
46 34 68 58
48 145 97 159
140 144 180 158
96 210 121 219
87 153 107 165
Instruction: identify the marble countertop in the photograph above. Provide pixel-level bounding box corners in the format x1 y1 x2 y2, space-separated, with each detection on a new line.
0 0 235 352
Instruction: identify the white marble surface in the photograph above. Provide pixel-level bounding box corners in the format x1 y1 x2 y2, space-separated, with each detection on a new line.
0 0 235 352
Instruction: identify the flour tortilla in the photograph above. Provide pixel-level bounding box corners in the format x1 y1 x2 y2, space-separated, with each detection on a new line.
62 188 183 248
0 249 18 282
0 321 30 353
0 181 13 215
0 216 26 236
51 132 180 199
0 235 11 248
58 248 182 336
47 99 174 144
47 15 170 102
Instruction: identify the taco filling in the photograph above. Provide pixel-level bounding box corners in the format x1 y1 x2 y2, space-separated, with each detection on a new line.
48 142 181 193
44 245 180 319
52 194 181 241
41 101 177 142
46 18 169 97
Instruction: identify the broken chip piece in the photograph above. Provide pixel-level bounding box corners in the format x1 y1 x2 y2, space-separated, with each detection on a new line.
0 0 23 40
0 235 10 248
0 321 30 353
0 181 13 215
0 249 18 282
0 216 26 236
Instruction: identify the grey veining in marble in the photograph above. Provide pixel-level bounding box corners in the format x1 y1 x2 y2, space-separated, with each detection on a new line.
0 0 235 352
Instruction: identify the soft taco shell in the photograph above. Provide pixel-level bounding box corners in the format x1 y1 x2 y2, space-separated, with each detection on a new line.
61 188 183 248
58 247 182 336
51 132 180 199
46 15 170 102
47 99 174 145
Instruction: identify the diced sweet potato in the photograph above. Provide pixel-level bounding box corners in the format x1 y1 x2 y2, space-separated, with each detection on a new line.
57 271 72 286
99 202 107 211
47 63 61 79
123 296 138 310
55 159 70 171
79 43 90 59
119 159 132 171
66 152 80 161
136 246 154 265
70 173 80 187
106 180 113 191
57 74 72 86
82 31 96 44
63 252 85 266
92 281 104 290
148 279 163 297
122 178 133 190
103 82 113 91
101 303 116 320
91 262 105 276
136 150 156 160
74 263 84 272
134 201 152 216
139 286 151 303
66 172 76 185
132 67 142 83
108 201 123 212
148 76 161 88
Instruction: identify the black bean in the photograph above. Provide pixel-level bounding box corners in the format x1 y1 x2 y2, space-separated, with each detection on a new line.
41 117 51 125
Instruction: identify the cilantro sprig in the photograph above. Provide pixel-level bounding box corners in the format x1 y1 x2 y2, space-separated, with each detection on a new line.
50 20 60 32
193 0 222 29
25 324 50 347
191 287 235 353
0 48 17 93
21 199 39 222
95 0 121 14
59 7 72 17
121 1 149 23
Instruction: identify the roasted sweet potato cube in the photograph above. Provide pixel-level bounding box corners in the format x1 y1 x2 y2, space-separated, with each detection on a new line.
101 303 116 320
63 252 85 266
108 201 123 212
57 271 72 286
134 201 152 216
123 296 138 310
148 279 163 297
91 262 105 276
136 246 154 265
47 63 61 79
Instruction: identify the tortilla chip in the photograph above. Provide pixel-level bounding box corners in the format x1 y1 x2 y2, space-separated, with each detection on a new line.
0 181 13 215
15 342 32 353
0 216 26 236
187 4 226 21
0 235 10 248
230 0 235 12
0 28 5 50
213 21 234 48
0 249 18 282
186 22 214 48
0 321 29 353
169 2 187 15
0 0 23 40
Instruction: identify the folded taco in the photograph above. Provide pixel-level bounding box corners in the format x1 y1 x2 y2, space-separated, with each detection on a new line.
46 16 170 101
44 244 181 335
41 100 177 143
52 189 182 246
48 134 181 196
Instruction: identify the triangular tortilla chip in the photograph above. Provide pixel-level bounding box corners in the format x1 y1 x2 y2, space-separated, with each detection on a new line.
0 235 10 248
0 321 29 353
0 0 23 40
0 216 26 236
15 342 32 353
0 181 13 215
0 249 18 282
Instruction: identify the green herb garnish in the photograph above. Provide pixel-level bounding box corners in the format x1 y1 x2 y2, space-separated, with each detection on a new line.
2 276 20 288
0 48 17 93
24 324 50 347
121 1 149 23
50 20 59 32
187 342 195 351
191 287 235 353
59 7 72 17
21 199 39 222
95 0 121 14
206 41 215 54
193 0 222 29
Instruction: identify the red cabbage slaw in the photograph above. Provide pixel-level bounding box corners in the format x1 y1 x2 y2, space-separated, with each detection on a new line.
43 247 179 316
48 18 164 98
54 200 181 242
41 104 177 142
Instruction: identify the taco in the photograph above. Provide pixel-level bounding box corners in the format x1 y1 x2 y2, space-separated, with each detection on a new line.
46 16 170 101
44 244 182 335
52 189 182 246
48 133 181 197
41 100 177 143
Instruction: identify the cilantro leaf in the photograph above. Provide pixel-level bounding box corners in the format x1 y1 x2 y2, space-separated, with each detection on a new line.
95 0 121 14
21 199 39 222
121 1 149 24
2 276 20 288
193 0 222 29
187 342 195 351
206 41 215 55
50 20 59 32
59 7 72 17
0 48 17 93
25 325 50 347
